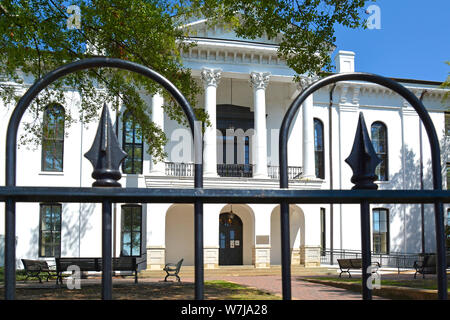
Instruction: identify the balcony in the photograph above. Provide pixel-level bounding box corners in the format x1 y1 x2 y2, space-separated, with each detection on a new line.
165 162 302 179
217 164 253 177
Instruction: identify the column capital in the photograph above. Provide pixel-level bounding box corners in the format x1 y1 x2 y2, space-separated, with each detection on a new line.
250 72 270 90
298 75 320 91
201 67 222 87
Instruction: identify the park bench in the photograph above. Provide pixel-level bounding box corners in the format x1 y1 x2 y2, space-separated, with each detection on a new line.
55 256 145 285
21 259 57 283
413 253 450 279
337 258 380 278
163 258 184 282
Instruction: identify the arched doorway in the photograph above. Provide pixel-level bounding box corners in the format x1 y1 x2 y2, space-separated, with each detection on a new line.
165 204 194 265
219 211 243 265
270 205 305 265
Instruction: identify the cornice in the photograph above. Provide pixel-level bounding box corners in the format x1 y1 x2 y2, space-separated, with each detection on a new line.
181 38 288 69
144 175 324 190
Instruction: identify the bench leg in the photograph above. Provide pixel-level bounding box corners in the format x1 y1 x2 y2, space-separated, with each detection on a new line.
135 270 138 284
176 274 181 282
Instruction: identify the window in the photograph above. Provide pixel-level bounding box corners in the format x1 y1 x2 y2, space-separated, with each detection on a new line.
373 208 389 254
445 113 450 137
314 118 325 179
42 104 65 171
217 105 254 177
371 122 388 181
447 164 450 190
320 208 326 256
122 112 143 174
121 205 142 256
39 204 61 257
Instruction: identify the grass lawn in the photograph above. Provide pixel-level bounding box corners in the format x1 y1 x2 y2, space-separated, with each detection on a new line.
302 276 450 291
0 278 280 300
301 275 450 299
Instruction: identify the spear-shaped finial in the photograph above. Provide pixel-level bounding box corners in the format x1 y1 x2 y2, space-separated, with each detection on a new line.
84 104 128 187
345 113 382 190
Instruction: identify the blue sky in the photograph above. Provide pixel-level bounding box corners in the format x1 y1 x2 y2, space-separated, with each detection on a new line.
332 0 449 82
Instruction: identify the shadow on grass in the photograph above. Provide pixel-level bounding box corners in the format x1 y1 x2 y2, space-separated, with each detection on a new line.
0 280 280 300
298 275 450 300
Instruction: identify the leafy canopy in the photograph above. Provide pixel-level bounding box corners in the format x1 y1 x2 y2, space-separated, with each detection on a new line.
0 0 370 160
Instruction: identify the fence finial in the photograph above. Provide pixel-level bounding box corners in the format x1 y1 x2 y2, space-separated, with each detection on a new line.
84 103 127 187
345 112 381 190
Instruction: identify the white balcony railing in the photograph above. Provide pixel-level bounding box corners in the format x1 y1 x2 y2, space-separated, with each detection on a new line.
164 162 302 179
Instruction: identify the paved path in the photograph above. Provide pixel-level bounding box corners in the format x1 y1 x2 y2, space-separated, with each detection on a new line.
204 275 381 300
12 273 392 300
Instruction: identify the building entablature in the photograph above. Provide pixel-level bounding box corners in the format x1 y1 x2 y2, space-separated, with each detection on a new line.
144 175 324 190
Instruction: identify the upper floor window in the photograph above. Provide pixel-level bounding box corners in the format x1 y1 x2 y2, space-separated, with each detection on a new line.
373 208 389 254
121 205 142 257
314 118 325 179
445 113 450 136
122 112 143 174
371 121 388 181
39 203 61 257
217 105 254 177
42 104 65 172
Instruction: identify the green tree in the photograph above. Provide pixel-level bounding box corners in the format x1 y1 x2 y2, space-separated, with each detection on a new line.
0 0 370 159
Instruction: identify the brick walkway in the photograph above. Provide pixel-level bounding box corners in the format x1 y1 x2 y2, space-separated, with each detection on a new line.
203 275 383 300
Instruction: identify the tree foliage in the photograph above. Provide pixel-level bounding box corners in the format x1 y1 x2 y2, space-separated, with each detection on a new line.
0 0 370 159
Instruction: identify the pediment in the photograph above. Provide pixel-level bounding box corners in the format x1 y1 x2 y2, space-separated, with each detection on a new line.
183 18 282 46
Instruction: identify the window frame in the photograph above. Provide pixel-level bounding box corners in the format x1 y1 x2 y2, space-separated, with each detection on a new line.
39 203 62 258
314 118 325 179
320 207 326 256
41 104 65 172
122 112 144 175
372 208 390 254
371 121 389 181
120 204 143 257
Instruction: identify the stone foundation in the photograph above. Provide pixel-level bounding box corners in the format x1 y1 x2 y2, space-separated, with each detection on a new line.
300 245 321 267
146 247 165 270
291 248 301 266
204 247 219 269
253 247 270 268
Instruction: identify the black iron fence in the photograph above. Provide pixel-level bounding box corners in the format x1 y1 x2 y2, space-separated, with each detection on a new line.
1 58 448 301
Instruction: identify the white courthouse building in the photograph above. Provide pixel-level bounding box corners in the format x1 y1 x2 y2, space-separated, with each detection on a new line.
1 19 449 270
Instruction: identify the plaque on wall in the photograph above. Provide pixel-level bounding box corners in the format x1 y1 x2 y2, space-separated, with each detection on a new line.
256 235 270 245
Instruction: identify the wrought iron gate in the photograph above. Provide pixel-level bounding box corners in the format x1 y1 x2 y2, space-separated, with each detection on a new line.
1 58 448 300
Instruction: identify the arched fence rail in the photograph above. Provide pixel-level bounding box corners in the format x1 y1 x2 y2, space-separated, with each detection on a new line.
1 58 448 300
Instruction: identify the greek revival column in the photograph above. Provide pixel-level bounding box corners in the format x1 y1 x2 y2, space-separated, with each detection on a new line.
250 72 270 179
201 67 221 177
299 77 316 178
149 91 165 175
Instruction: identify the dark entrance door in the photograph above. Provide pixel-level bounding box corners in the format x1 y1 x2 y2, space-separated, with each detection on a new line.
219 212 243 265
